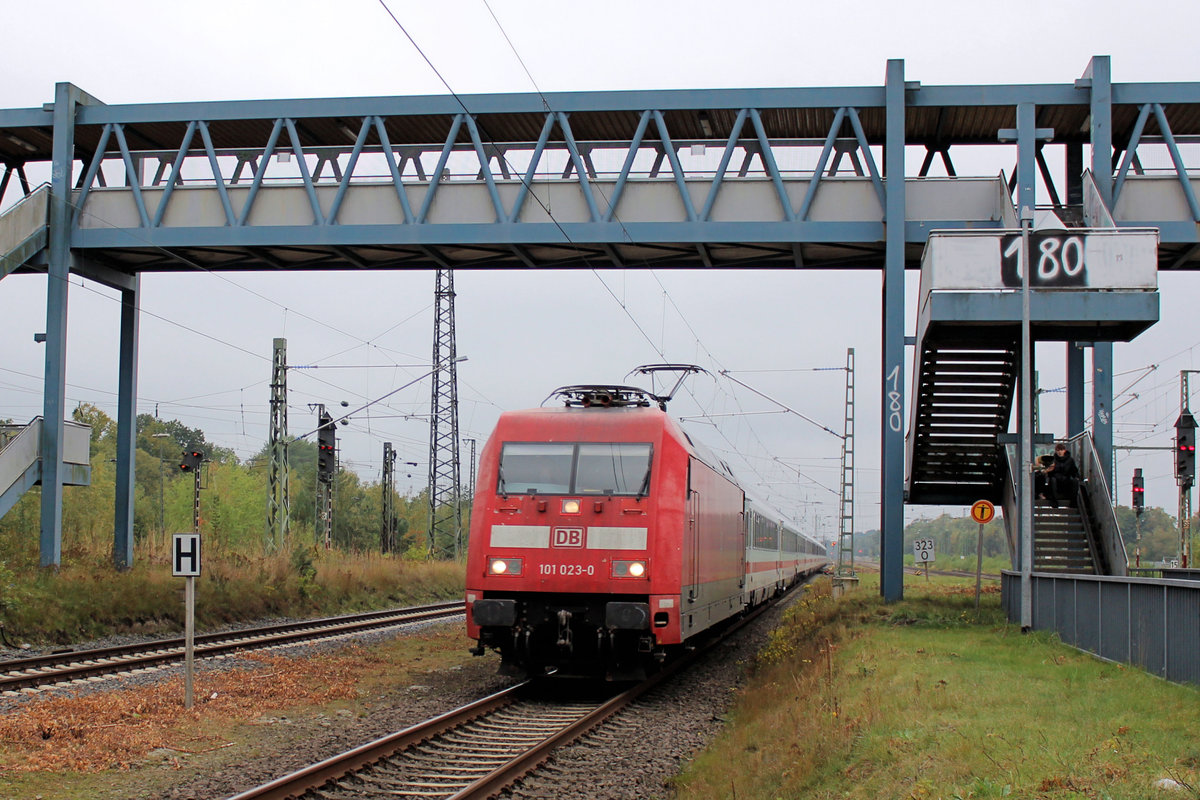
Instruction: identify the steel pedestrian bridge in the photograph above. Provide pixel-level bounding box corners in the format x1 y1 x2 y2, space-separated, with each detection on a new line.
2 56 1200 603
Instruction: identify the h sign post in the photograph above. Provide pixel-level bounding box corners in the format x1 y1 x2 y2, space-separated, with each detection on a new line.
172 533 200 708
173 534 201 577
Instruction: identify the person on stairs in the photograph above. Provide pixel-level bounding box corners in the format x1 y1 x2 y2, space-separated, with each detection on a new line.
1040 442 1080 508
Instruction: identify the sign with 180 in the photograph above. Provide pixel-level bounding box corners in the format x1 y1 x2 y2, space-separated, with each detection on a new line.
1000 233 1090 288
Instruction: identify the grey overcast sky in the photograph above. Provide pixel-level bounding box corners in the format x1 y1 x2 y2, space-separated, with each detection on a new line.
1 0 1198 541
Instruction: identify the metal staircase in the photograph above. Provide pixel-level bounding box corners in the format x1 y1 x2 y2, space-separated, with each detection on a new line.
903 216 1157 576
1033 504 1097 573
907 335 1018 505
905 224 1158 508
998 433 1128 576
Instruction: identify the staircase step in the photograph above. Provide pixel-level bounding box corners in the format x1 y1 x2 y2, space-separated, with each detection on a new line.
1036 539 1091 549
1036 523 1086 533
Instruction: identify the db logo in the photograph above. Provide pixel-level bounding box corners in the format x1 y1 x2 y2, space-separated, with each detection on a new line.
552 527 584 548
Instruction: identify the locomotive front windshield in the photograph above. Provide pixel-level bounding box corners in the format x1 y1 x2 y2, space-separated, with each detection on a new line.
499 442 652 496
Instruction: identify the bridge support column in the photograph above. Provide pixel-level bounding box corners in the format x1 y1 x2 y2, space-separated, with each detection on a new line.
1016 101 1038 630
1067 343 1086 437
39 83 80 568
1092 343 1114 483
113 275 141 569
880 59 906 602
1085 55 1115 489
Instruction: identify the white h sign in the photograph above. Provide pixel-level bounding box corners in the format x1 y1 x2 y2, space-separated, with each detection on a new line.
173 534 201 577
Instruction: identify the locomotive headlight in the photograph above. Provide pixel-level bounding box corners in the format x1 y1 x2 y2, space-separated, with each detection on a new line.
488 557 523 576
612 559 648 579
561 499 581 514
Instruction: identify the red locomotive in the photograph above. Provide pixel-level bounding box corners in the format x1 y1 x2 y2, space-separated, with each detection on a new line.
465 383 829 679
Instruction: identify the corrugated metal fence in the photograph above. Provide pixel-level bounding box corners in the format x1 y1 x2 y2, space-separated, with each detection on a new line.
1002 571 1200 686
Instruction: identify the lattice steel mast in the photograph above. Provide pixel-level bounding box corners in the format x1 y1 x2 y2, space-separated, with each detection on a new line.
835 348 857 583
463 437 477 499
266 337 289 551
428 270 462 559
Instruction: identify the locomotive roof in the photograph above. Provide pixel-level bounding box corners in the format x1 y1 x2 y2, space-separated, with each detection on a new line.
496 404 679 435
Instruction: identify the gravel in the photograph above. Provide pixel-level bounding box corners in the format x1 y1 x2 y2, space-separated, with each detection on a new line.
502 591 798 800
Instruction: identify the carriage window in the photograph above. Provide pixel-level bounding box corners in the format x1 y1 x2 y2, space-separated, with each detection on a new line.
754 516 779 550
575 443 653 495
498 442 652 496
499 443 574 494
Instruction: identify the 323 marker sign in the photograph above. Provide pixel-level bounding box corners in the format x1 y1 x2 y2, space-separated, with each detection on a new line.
1000 233 1088 289
913 538 935 564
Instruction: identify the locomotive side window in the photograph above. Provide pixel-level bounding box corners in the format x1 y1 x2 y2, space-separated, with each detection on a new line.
575 443 652 495
499 443 574 494
498 442 652 496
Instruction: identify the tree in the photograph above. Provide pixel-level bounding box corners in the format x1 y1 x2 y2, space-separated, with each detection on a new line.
1115 504 1182 563
137 414 237 464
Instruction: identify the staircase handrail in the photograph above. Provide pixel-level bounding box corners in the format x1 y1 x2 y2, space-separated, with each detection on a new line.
0 183 51 278
1066 431 1129 575
1073 483 1106 573
0 423 25 451
0 182 51 215
0 418 43 503
999 441 1020 569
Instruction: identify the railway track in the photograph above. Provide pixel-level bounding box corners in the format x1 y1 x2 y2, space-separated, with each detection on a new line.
913 566 1003 580
857 560 1002 581
228 584 791 800
0 600 463 694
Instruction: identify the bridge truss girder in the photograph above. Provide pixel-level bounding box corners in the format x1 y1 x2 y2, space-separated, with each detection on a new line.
6 57 1200 600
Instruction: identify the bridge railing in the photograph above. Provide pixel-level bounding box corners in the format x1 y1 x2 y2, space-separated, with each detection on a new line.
1003 570 1200 687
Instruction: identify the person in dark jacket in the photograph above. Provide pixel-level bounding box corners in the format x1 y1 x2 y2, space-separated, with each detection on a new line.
1042 443 1080 507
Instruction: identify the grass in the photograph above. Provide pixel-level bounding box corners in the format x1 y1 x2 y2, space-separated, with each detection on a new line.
676 574 1200 800
0 545 465 645
900 554 1013 573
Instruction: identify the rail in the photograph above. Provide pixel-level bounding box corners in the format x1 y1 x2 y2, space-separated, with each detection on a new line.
0 601 463 692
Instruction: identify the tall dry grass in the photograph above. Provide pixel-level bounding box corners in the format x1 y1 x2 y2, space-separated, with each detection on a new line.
0 543 464 645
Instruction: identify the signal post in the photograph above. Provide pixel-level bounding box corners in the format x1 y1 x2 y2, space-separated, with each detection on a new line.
1132 468 1145 567
175 448 204 709
1176 372 1197 567
314 406 336 549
